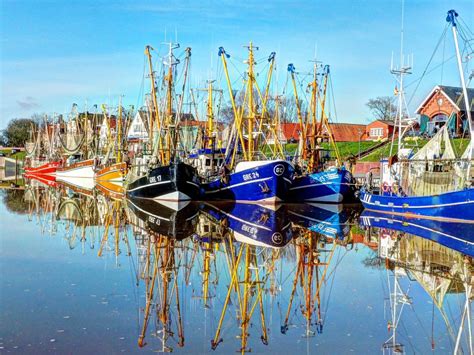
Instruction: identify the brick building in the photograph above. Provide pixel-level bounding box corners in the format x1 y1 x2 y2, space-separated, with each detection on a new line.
416 85 474 136
365 120 395 140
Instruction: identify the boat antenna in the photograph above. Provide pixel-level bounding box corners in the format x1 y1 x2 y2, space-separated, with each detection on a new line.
390 0 412 155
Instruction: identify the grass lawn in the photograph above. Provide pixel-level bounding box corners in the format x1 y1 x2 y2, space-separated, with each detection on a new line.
360 138 469 162
0 149 27 160
267 141 380 160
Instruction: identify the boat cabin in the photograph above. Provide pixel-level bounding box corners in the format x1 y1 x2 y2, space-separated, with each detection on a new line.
187 148 226 177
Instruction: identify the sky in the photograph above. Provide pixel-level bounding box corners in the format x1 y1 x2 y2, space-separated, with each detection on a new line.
1 0 473 129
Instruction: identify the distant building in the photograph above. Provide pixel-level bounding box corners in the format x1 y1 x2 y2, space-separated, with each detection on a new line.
365 120 395 140
277 122 368 143
127 111 149 141
416 85 474 136
326 123 367 142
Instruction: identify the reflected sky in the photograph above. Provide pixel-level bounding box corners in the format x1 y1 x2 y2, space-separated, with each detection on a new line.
0 186 472 354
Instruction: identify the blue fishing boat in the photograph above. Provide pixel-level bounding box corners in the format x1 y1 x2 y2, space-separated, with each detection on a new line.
289 168 352 203
359 210 474 256
285 63 355 203
201 159 294 204
199 45 295 204
361 10 473 222
201 202 293 248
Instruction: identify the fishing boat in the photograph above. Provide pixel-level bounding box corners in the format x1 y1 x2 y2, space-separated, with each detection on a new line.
289 168 353 203
53 104 100 191
201 45 294 204
285 63 354 203
55 158 96 190
185 79 227 178
126 44 201 205
24 161 61 175
24 115 61 175
94 100 131 197
360 10 474 222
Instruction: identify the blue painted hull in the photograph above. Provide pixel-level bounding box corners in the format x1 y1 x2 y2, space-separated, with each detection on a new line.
201 160 294 204
288 168 353 203
201 202 293 248
360 188 474 222
359 210 474 256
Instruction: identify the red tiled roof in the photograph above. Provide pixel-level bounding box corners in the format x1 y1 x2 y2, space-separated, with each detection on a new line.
326 123 368 142
280 123 301 141
280 122 367 142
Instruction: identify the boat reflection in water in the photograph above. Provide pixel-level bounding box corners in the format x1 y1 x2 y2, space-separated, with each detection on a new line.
12 182 473 354
200 202 293 248
360 210 474 256
127 197 200 241
287 202 358 239
359 211 473 354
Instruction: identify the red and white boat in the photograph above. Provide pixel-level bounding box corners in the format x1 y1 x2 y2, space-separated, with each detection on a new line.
24 161 61 175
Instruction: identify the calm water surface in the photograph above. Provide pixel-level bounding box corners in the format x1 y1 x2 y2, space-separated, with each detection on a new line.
0 186 472 354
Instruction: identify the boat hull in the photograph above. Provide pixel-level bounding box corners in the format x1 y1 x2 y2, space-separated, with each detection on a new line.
56 159 95 179
24 161 60 175
126 162 201 206
201 160 294 204
360 188 474 222
95 162 127 183
288 168 352 203
95 162 127 199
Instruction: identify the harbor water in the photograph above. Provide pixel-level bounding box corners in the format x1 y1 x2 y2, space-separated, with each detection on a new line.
0 187 472 354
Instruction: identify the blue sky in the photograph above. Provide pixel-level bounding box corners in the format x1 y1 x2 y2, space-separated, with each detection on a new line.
1 0 473 128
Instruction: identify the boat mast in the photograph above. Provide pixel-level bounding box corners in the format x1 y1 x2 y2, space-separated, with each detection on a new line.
175 47 191 157
145 45 162 159
117 96 123 163
246 42 257 161
207 80 215 149
308 62 319 171
218 46 248 163
447 9 473 157
288 63 307 163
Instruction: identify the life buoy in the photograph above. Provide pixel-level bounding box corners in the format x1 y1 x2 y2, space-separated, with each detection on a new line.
382 182 390 193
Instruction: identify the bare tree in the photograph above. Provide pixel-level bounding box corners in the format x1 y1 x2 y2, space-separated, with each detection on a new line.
366 96 397 121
